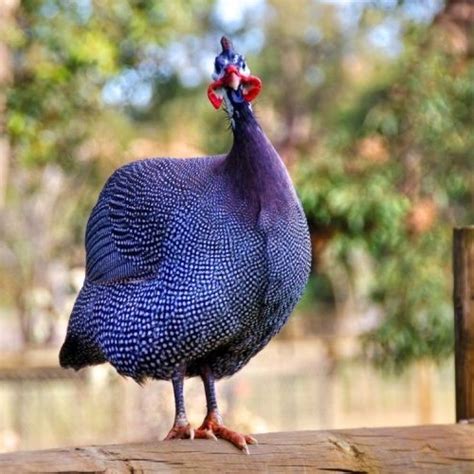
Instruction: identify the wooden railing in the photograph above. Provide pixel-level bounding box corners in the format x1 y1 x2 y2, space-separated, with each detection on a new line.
0 425 473 473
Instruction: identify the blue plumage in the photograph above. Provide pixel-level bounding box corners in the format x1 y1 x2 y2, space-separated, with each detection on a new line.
60 36 311 451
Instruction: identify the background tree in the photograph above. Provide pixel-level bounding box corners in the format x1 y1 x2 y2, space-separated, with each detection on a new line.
0 0 213 344
296 0 473 368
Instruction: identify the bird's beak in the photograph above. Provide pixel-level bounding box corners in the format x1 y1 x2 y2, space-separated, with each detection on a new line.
207 67 262 110
222 65 241 91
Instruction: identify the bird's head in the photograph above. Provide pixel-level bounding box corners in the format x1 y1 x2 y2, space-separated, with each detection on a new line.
207 36 262 114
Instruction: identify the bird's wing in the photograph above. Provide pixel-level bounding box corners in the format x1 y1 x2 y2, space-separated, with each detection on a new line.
85 159 183 283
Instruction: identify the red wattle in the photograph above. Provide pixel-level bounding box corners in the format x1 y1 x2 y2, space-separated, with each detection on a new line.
207 78 224 109
241 74 262 102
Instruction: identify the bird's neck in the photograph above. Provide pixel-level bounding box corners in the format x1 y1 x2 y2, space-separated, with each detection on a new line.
224 103 296 217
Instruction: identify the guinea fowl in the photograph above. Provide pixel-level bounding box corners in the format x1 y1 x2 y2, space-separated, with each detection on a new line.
59 36 311 453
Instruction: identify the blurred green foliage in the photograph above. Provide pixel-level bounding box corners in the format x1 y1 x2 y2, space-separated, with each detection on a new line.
296 1 473 369
1 0 472 369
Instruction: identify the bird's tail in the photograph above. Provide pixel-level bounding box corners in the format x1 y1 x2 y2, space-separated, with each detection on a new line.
59 281 106 370
59 332 106 370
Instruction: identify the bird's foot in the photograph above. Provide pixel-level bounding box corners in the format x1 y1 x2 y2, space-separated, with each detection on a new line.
164 419 194 440
194 409 257 454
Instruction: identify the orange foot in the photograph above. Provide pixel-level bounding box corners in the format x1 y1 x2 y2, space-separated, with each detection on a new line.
194 409 257 454
164 421 194 440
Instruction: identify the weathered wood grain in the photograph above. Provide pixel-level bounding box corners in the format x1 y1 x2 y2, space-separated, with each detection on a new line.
454 226 474 422
1 424 473 473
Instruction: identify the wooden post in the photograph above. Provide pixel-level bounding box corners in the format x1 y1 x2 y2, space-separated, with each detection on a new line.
453 226 474 422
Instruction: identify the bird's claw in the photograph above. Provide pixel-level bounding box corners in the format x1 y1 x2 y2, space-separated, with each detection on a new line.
195 410 257 454
195 428 218 441
164 412 257 454
164 422 194 441
246 435 258 445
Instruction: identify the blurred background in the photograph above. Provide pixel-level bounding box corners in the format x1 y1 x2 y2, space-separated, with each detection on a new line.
0 0 472 453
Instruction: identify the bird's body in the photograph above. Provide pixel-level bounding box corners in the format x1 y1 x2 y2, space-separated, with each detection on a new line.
60 37 311 452
61 108 310 381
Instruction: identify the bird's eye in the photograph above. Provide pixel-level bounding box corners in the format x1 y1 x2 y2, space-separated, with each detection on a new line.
242 62 246 70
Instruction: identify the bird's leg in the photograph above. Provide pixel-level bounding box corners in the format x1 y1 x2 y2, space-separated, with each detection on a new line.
164 368 194 440
194 367 257 454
